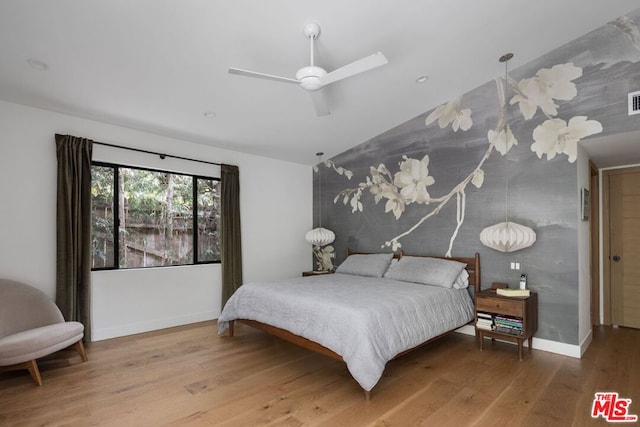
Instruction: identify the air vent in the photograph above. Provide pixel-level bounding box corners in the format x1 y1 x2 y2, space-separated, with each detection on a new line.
629 91 640 115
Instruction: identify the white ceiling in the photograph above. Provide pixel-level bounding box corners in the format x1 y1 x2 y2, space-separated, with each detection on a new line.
581 130 640 169
0 1 638 165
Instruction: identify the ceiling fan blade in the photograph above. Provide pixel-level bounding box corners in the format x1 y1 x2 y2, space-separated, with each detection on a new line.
318 52 388 87
228 67 300 84
309 90 330 116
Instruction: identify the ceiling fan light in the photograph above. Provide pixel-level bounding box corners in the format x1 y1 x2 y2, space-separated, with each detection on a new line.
479 221 536 252
305 227 335 247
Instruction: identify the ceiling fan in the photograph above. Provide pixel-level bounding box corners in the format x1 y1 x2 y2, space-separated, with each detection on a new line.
228 22 388 116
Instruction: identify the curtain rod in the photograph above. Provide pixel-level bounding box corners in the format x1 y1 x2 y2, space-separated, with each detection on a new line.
93 141 221 166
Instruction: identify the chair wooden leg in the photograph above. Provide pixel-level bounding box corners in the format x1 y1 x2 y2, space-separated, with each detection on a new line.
26 360 42 386
74 340 88 362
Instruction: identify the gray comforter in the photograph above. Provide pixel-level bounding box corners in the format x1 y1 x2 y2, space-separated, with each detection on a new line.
218 273 474 391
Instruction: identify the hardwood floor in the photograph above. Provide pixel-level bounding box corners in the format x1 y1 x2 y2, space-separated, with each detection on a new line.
0 322 638 426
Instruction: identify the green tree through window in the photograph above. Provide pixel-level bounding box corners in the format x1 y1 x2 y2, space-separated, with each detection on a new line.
90 163 220 269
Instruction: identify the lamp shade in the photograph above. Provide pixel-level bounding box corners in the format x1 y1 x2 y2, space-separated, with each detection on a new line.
479 221 536 252
305 227 335 247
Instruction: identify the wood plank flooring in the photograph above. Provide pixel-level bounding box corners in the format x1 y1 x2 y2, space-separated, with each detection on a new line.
0 322 638 426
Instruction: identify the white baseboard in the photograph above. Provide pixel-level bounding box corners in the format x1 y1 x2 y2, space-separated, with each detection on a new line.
91 310 216 342
579 329 593 357
455 325 582 358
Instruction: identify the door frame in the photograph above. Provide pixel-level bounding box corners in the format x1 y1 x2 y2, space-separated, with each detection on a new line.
602 165 640 325
590 161 599 325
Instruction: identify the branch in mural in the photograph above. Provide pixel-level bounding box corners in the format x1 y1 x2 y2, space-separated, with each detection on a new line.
328 62 602 255
314 159 354 180
384 143 495 255
445 190 466 256
425 99 473 131
489 77 519 155
609 15 640 51
334 155 439 220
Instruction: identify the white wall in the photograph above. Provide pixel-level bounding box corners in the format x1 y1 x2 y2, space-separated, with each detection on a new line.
0 100 312 341
576 147 592 355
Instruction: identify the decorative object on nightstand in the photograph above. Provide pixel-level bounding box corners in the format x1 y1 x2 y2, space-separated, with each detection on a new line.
475 288 538 360
306 152 336 272
519 273 527 289
479 53 536 253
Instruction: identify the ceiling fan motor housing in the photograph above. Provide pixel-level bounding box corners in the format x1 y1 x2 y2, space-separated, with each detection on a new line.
296 66 327 91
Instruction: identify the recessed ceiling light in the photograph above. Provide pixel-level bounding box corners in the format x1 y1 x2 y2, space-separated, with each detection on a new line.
27 58 49 71
203 111 216 118
415 74 428 84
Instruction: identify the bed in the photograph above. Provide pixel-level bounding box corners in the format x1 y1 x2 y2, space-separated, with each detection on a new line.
218 251 480 399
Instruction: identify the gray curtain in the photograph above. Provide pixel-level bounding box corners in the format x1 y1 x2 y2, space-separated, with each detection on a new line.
55 134 93 342
221 164 243 306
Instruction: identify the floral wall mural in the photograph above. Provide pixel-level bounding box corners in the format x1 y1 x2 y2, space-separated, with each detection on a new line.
312 9 640 345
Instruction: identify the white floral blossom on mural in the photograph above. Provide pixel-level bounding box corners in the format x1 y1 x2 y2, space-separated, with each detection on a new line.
531 116 603 162
488 124 518 155
315 159 353 180
425 99 473 131
509 63 582 120
471 169 485 189
384 192 406 220
313 245 335 271
334 155 435 221
393 155 435 204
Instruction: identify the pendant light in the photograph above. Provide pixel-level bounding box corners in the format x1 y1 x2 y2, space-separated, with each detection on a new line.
480 54 536 253
305 152 335 247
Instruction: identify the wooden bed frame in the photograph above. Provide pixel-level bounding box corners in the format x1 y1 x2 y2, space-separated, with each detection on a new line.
226 251 481 400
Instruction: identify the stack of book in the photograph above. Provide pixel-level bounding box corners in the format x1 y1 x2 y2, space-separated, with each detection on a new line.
493 315 524 335
476 312 493 330
496 288 530 297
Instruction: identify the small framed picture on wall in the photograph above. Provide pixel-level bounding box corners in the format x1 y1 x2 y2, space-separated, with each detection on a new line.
581 188 590 221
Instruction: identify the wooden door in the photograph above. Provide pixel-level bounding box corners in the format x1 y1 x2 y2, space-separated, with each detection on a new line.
608 167 640 329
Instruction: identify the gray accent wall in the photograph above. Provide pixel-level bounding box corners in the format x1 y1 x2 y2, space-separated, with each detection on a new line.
313 9 640 345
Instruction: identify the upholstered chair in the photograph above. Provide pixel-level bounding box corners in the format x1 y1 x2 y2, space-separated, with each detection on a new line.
0 279 87 385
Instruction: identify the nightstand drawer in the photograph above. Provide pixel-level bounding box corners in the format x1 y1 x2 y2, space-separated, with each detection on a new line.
476 296 523 317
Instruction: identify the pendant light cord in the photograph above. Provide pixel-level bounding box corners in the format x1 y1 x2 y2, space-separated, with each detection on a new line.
316 152 323 228
500 54 513 224
504 58 509 223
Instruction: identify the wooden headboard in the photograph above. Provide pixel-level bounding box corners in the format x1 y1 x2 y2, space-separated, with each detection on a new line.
345 249 481 297
346 248 404 259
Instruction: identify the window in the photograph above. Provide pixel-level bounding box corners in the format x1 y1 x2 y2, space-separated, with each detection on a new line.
91 162 220 269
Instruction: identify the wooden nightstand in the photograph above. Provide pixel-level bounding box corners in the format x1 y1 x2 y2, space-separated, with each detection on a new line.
301 270 334 277
475 289 538 360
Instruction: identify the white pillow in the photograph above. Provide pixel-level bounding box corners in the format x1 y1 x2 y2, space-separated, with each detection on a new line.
335 253 394 278
452 268 470 289
384 256 467 288
382 258 399 276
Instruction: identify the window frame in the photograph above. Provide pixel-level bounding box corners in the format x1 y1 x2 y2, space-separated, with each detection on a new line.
91 161 221 271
